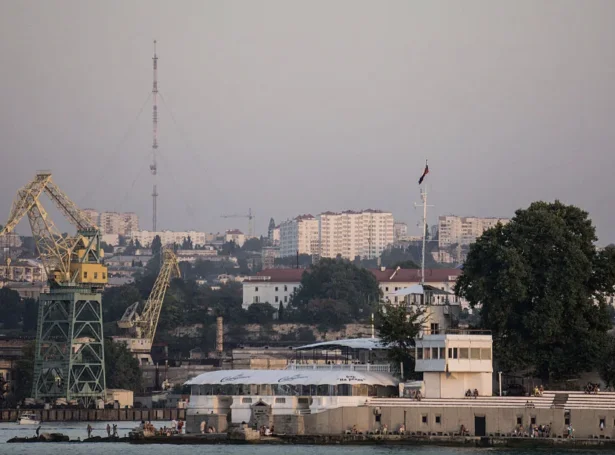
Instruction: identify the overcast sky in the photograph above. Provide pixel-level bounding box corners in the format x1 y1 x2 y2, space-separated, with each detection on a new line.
1 1 614 242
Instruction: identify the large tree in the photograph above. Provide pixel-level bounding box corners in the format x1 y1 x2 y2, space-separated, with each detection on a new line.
455 201 615 381
104 339 143 392
0 288 21 329
377 303 426 379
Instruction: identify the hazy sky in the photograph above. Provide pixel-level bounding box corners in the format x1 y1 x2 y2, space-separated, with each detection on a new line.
1 1 614 242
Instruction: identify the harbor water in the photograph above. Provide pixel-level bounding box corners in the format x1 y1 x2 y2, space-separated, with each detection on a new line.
2 422 615 455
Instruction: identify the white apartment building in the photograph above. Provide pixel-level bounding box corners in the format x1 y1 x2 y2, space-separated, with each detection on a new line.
84 210 139 236
393 222 408 242
130 230 215 248
318 210 394 260
438 215 510 248
279 215 320 257
225 229 246 247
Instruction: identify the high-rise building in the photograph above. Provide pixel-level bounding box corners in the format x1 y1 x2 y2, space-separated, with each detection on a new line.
394 222 408 242
318 210 394 260
279 215 320 257
84 210 139 236
83 209 99 227
438 215 510 248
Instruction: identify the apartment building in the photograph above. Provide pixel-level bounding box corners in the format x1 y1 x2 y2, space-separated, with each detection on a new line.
83 210 139 236
438 215 510 248
393 222 408 242
130 230 215 248
279 215 320 257
318 210 394 260
225 229 246 247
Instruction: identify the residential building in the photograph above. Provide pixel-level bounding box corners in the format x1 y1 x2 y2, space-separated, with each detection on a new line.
318 210 394 260
393 222 408 242
83 210 139 235
225 229 246 247
242 267 464 310
0 259 46 283
438 215 510 249
270 226 280 246
261 246 280 269
279 215 320 257
130 230 216 248
82 209 99 226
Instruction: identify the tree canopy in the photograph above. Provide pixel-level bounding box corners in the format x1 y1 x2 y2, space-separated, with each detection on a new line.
377 302 426 379
104 339 143 392
0 288 22 330
455 201 615 381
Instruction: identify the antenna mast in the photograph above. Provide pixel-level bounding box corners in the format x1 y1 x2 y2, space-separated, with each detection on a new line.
150 40 159 231
414 160 433 285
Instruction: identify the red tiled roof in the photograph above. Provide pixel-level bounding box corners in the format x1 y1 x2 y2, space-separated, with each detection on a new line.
251 268 461 283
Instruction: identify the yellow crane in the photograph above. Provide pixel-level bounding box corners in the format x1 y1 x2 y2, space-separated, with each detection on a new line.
0 171 107 406
115 247 180 365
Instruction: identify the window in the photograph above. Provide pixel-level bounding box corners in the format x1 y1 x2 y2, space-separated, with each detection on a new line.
275 398 286 404
430 323 439 334
517 416 523 425
242 398 253 404
275 287 278 291
432 347 439 359
439 347 445 359
448 348 458 359
284 296 288 303
284 285 288 291
435 415 441 424
84 271 88 278
94 272 98 279
531 416 536 425
253 296 260 303
600 418 605 429
422 415 428 424
275 296 279 303
255 287 259 292
565 411 570 426
102 273 106 280
385 287 389 292
481 348 492 360
470 348 481 359
416 347 423 360
459 348 469 359
424 348 431 359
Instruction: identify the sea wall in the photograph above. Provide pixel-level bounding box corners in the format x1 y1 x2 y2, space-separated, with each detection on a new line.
302 406 615 439
0 408 186 422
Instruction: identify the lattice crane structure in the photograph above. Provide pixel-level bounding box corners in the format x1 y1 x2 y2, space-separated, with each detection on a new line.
116 247 180 365
0 171 107 406
221 208 255 238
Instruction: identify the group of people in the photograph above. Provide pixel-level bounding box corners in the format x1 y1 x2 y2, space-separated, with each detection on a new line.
531 385 545 397
105 423 118 437
259 425 275 436
585 382 601 394
408 390 422 401
464 389 479 398
199 420 217 434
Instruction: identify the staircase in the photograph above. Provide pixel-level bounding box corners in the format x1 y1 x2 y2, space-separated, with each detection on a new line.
551 393 568 409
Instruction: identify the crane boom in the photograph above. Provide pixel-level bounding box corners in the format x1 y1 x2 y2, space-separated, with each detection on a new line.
116 247 180 364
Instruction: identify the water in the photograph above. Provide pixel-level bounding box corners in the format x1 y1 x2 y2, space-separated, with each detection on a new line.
1 423 613 455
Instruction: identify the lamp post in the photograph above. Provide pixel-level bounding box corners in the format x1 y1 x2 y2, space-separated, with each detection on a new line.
499 371 503 396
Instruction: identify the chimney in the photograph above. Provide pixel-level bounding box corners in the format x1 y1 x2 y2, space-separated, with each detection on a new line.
216 316 224 355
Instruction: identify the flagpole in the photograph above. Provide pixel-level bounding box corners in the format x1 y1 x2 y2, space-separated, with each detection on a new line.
415 160 431 287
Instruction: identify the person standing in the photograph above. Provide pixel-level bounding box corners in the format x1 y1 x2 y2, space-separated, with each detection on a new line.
106 424 111 437
113 424 118 437
87 424 92 439
36 426 41 437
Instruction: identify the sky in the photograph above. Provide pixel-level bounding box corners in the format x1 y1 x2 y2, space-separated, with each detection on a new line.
1 0 614 243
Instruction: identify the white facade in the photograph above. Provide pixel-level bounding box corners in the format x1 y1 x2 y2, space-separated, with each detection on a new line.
130 230 215 248
83 210 139 236
394 222 408 242
318 210 394 260
242 277 299 308
279 215 320 257
438 215 510 248
225 230 246 247
414 333 493 398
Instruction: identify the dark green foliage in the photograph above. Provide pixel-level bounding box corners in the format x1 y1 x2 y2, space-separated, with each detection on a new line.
104 340 143 392
13 342 35 401
242 237 263 252
151 236 162 256
274 254 312 268
0 288 21 329
102 284 141 323
377 302 426 379
456 201 615 381
22 298 38 332
246 303 277 324
391 260 420 269
181 236 193 250
599 335 615 388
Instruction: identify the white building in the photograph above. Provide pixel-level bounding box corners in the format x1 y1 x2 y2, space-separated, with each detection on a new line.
270 226 280 245
279 215 320 258
318 210 394 260
225 229 246 247
438 215 510 248
242 267 464 310
261 246 280 269
83 210 139 236
130 230 215 248
393 222 408 242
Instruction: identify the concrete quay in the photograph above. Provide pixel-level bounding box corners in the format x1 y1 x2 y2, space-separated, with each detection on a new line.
0 407 186 422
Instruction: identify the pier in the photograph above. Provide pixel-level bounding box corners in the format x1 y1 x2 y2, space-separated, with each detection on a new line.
0 408 186 422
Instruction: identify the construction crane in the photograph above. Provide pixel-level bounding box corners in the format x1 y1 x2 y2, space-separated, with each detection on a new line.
0 171 107 406
115 247 180 365
221 208 254 238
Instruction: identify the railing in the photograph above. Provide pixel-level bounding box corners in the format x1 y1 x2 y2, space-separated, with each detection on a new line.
286 363 391 373
421 328 492 336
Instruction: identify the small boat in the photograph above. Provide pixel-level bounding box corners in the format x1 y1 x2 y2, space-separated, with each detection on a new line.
18 413 41 425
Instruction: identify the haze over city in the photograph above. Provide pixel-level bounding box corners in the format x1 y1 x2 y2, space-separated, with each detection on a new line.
1 0 614 242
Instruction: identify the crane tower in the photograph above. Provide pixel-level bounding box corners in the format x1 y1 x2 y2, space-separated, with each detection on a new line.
0 172 107 406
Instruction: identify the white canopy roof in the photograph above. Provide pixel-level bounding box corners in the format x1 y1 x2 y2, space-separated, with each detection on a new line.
185 369 397 387
294 338 390 351
391 284 424 296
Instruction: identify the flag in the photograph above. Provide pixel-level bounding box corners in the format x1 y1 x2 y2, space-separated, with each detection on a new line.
418 164 429 184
